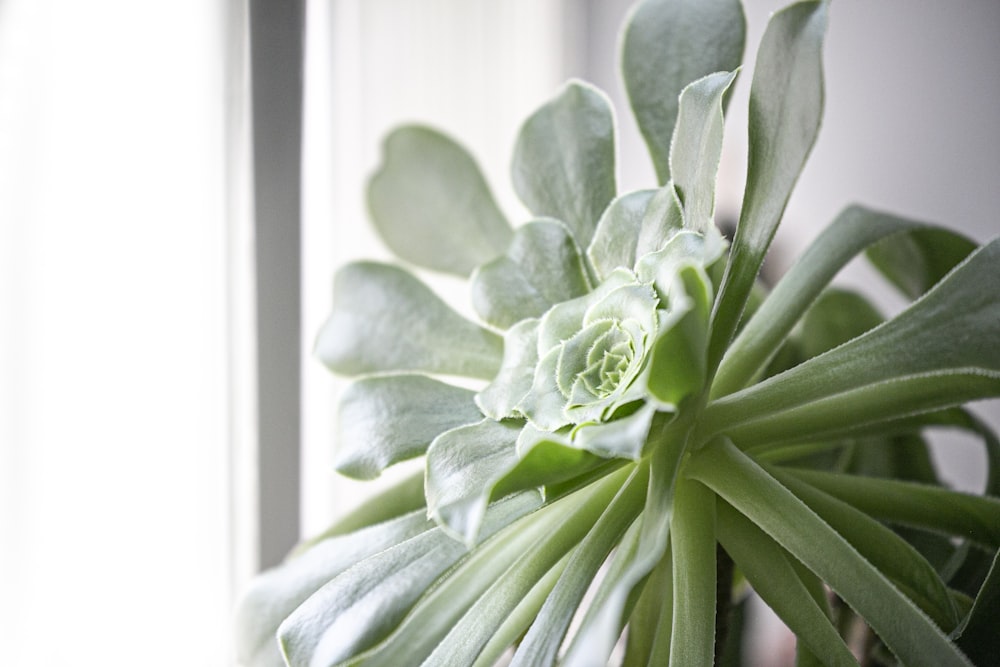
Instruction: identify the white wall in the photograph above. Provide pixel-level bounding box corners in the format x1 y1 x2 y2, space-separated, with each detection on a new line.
0 2 238 664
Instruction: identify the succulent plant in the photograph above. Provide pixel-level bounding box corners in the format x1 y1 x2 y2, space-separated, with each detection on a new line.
236 1 1000 665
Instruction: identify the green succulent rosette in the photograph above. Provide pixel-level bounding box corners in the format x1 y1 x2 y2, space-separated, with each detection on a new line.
236 2 1000 666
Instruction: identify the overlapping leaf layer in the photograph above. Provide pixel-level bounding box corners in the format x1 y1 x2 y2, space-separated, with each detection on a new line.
237 1 1000 665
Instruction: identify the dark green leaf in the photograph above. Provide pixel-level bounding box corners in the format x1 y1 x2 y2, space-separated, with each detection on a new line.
866 227 976 300
704 239 1000 446
687 439 973 666
714 206 978 397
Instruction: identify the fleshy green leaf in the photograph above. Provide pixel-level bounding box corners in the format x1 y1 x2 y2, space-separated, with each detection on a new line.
425 419 522 545
635 183 685 261
688 438 973 666
956 549 1000 665
334 375 482 479
476 319 542 420
352 466 635 667
293 471 425 552
715 500 857 666
713 205 976 398
774 469 961 630
588 189 657 280
704 239 1000 446
234 508 435 667
775 468 1000 551
647 265 712 407
621 0 746 184
561 424 685 666
669 70 739 233
571 402 659 460
866 227 976 300
622 540 674 666
669 475 717 666
278 493 541 667
510 464 648 667
471 219 591 330
792 288 884 360
511 80 616 248
709 0 828 372
367 125 512 276
315 261 502 379
432 465 647 667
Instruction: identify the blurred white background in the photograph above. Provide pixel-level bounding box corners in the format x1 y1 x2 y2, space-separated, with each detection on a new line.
1 1 997 666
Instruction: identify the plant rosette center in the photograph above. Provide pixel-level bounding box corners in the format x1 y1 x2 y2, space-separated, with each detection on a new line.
519 271 658 431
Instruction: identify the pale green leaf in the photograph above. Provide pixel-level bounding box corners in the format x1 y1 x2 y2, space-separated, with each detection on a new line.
425 419 522 545
367 125 511 276
571 403 659 460
431 465 646 667
669 70 739 233
703 239 1000 445
561 425 685 666
315 261 502 379
715 501 857 666
509 464 648 667
621 0 745 184
335 375 482 480
470 552 570 667
278 493 541 667
714 205 975 398
587 189 657 281
234 508 435 667
669 475 717 666
476 319 541 420
512 80 616 248
635 183 685 260
352 466 635 667
292 471 425 552
709 0 828 372
687 439 973 666
622 541 674 667
471 219 591 330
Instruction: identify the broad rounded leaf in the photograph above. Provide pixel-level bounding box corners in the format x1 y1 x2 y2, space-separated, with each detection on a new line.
315 261 502 379
471 219 591 330
621 0 746 184
587 189 657 280
368 125 512 276
476 319 542 420
336 375 483 480
512 80 616 248
425 419 523 545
